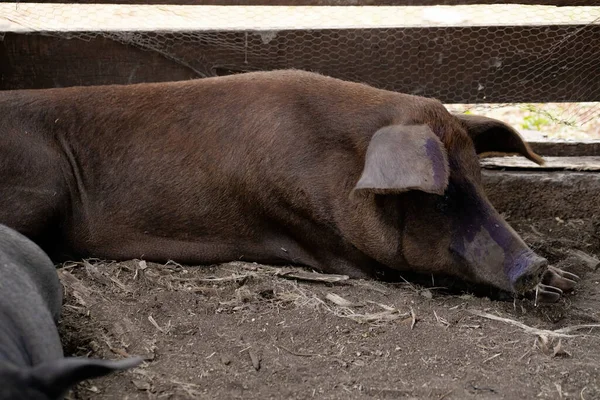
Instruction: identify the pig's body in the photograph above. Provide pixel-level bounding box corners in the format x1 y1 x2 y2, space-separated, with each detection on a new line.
0 70 577 299
0 224 141 400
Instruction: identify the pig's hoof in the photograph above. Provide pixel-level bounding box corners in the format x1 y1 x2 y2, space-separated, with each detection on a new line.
542 266 579 292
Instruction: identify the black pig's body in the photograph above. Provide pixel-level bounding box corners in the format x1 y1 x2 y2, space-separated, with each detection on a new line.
0 224 140 400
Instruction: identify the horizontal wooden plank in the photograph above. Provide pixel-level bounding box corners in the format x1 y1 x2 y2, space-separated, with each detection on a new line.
4 4 597 32
483 170 600 219
0 34 199 89
529 141 600 157
1 24 599 103
481 156 600 171
24 0 600 6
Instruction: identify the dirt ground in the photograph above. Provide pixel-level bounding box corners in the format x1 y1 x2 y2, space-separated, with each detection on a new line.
58 217 600 400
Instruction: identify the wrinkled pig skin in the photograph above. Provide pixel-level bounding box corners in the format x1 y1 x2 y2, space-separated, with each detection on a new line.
0 70 578 301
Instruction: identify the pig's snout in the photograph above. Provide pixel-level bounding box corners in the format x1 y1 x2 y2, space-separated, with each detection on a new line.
453 221 550 295
511 255 548 294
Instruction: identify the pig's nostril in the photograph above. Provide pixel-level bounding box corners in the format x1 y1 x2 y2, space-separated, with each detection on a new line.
513 258 548 294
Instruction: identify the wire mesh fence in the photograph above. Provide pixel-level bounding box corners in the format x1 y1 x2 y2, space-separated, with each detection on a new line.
1 3 598 138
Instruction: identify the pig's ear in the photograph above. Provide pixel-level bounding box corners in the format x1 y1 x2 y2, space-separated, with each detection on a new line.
354 125 449 195
28 357 143 398
455 113 544 165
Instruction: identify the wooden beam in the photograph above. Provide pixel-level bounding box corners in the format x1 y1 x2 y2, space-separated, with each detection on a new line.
1 24 599 103
0 34 198 90
529 141 600 157
481 156 600 171
483 171 600 219
23 0 600 6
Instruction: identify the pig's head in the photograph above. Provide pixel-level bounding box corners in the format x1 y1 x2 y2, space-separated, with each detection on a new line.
354 111 575 301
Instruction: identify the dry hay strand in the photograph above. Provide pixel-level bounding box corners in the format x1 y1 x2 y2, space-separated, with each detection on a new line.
333 305 410 325
274 284 410 326
326 293 410 325
147 315 172 335
276 269 349 283
227 261 350 283
61 259 138 296
84 260 134 294
325 293 362 307
57 268 99 307
187 273 257 283
140 262 257 293
433 310 450 328
469 310 600 338
274 280 328 310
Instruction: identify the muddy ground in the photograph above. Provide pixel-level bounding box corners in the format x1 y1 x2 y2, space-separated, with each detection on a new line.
59 216 600 400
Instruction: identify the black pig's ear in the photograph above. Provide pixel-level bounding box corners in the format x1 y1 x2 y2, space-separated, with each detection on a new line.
28 357 143 399
455 113 544 165
354 125 449 195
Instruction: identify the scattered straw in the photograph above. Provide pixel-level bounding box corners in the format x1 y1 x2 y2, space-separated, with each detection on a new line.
196 274 255 283
410 307 417 330
109 276 133 293
331 301 409 325
433 310 450 327
325 293 357 307
482 353 502 364
276 270 349 283
147 315 170 334
58 269 96 306
469 310 600 338
277 345 315 357
275 281 328 310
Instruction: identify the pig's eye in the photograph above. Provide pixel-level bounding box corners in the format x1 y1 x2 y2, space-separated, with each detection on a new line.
435 192 451 213
436 197 449 213
436 182 458 213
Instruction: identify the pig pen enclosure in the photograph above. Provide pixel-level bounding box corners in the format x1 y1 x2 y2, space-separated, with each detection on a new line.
1 1 600 399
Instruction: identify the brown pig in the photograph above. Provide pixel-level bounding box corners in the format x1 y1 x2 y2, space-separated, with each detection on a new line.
0 70 578 301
